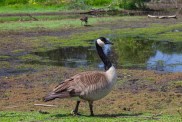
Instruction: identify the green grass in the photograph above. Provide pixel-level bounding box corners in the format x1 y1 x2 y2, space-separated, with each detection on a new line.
0 55 10 59
0 1 114 14
0 0 115 14
0 19 80 31
85 0 112 6
0 16 128 32
113 23 182 42
0 15 80 22
0 4 67 14
0 61 11 69
1 15 181 42
0 111 181 122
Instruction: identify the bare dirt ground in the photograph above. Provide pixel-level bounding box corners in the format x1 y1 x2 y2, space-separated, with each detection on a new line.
0 14 182 115
0 67 182 115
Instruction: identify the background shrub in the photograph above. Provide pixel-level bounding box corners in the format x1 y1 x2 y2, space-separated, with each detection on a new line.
85 0 112 6
119 0 146 10
67 0 90 10
0 0 28 5
119 0 137 10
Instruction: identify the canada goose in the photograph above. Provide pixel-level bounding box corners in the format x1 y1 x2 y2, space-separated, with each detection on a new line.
44 37 117 116
80 16 88 25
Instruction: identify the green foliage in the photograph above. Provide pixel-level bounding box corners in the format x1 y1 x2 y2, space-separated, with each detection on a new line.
119 0 136 10
0 0 5 5
0 0 28 5
136 0 146 9
119 0 146 10
0 4 66 13
67 0 90 10
0 0 67 6
85 0 112 6
34 0 67 6
0 0 146 10
0 0 115 9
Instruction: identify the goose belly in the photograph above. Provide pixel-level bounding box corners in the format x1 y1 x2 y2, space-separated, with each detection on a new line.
80 83 114 101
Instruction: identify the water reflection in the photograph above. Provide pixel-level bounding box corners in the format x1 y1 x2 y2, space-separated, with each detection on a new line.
147 50 182 72
147 41 182 72
34 46 98 68
33 44 116 69
33 40 182 72
115 39 182 72
114 39 155 65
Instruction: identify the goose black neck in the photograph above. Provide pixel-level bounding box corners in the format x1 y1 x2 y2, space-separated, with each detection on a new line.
96 43 112 71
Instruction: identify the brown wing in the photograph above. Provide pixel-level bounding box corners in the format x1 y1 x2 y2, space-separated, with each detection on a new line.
54 71 107 94
44 71 107 101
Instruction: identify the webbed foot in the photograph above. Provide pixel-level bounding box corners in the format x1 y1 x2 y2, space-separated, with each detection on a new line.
71 110 81 116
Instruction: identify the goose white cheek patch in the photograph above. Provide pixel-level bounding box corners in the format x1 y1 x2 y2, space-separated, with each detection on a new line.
97 39 105 47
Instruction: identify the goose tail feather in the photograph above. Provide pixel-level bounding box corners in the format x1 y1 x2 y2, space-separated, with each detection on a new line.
43 92 70 102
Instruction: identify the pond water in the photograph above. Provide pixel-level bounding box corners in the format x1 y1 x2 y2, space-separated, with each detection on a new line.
34 40 182 73
33 45 103 68
147 41 182 72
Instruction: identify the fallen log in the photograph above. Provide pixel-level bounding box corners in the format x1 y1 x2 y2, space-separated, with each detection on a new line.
148 14 177 19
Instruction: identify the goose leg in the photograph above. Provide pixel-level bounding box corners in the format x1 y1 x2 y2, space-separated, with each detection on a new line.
89 101 94 116
71 101 80 115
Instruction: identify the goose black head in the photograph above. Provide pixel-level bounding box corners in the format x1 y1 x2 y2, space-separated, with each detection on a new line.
96 37 113 47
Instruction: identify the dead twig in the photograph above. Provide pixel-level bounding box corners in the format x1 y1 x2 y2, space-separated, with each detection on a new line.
5 105 18 108
34 104 57 107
